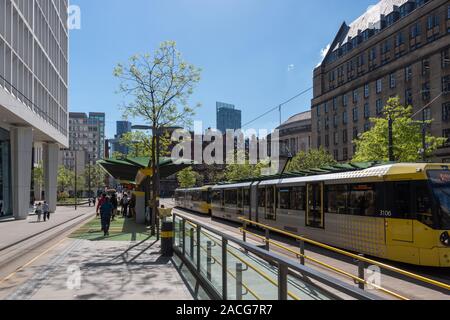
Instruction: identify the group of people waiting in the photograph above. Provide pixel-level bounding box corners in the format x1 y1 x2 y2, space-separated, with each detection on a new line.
95 192 137 237
35 202 51 222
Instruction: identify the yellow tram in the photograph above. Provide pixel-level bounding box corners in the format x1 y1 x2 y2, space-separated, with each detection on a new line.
175 186 212 215
209 163 450 267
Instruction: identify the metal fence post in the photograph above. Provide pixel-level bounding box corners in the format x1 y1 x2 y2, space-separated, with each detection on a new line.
265 229 270 251
222 238 228 300
299 237 305 265
182 219 186 256
358 254 365 290
196 225 201 272
236 263 243 300
278 264 288 300
207 241 212 281
190 228 194 261
242 222 247 242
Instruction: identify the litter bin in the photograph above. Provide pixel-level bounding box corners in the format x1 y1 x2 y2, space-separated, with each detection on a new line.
161 221 174 257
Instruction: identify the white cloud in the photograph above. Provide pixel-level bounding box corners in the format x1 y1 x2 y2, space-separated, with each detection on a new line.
287 64 295 72
316 43 331 67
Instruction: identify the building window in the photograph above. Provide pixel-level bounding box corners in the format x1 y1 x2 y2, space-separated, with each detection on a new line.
353 108 358 122
333 97 338 111
325 117 330 130
325 134 330 147
369 47 377 61
376 99 383 115
317 136 322 147
343 129 348 143
423 107 431 121
443 76 450 93
410 23 421 38
333 150 339 161
443 48 450 68
405 89 413 105
422 58 430 75
343 148 348 161
389 73 396 89
333 115 339 128
317 119 321 132
395 32 404 46
376 79 382 93
443 129 450 147
405 65 413 81
443 102 450 121
334 132 339 145
324 102 329 114
364 103 370 119
317 105 321 117
422 82 430 101
364 84 370 98
353 89 359 104
343 111 348 125
343 94 348 107
364 123 371 132
353 127 359 140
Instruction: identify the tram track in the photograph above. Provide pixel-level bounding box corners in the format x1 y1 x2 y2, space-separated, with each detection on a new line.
0 209 96 277
168 202 450 300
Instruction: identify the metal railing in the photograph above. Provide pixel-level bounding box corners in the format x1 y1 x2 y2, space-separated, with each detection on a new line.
239 217 450 300
172 212 380 300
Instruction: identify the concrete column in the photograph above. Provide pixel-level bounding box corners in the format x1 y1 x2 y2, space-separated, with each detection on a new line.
44 143 59 213
11 127 33 220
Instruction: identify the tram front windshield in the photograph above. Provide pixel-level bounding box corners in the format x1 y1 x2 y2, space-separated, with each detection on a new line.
427 170 450 229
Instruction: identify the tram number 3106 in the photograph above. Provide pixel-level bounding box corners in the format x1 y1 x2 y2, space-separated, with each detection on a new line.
379 210 392 217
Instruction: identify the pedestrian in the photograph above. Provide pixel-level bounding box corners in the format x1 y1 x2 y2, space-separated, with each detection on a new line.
96 193 107 217
121 193 129 218
42 201 50 222
111 193 118 221
128 193 136 218
35 202 43 222
100 197 113 237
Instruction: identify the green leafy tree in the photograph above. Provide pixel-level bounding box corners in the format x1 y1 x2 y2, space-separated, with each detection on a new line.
33 162 44 190
353 97 447 162
287 148 336 172
114 41 202 234
57 166 74 193
119 131 171 158
177 167 202 188
84 164 107 191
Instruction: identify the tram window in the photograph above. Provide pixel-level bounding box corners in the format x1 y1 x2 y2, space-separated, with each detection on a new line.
192 191 201 202
237 189 243 208
278 188 291 210
415 183 433 227
212 191 222 205
394 182 412 218
348 184 377 216
258 188 266 208
243 189 250 207
326 185 348 214
202 191 209 202
266 186 276 220
291 187 306 211
224 189 238 206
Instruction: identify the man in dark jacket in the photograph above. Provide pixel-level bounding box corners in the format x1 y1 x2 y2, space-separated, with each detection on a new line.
100 197 113 237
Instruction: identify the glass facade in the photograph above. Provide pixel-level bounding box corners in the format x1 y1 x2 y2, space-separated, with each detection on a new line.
0 128 11 217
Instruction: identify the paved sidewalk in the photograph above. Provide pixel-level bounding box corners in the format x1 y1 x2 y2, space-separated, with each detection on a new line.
0 206 95 251
4 238 193 300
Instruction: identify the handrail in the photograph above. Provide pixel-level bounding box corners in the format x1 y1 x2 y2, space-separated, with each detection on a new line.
239 217 450 293
174 212 380 300
185 221 299 300
240 227 409 300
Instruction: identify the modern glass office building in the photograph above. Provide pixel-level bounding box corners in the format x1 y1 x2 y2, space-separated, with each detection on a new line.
216 102 242 133
0 0 69 218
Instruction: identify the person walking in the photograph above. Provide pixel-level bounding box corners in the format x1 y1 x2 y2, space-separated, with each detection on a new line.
128 193 136 218
111 193 118 221
42 201 50 222
100 197 113 237
96 193 107 217
35 202 43 222
121 193 129 218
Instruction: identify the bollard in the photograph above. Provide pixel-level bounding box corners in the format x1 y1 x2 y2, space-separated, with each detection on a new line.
236 263 243 300
298 238 305 265
161 221 174 257
207 241 212 281
357 254 365 290
190 228 195 261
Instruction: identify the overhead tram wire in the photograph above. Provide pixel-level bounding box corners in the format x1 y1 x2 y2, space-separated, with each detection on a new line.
241 87 313 129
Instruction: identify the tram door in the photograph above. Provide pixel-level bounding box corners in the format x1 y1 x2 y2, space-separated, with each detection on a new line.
243 188 251 220
306 183 324 228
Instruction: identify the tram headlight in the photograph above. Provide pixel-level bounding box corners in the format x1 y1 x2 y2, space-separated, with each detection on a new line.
440 232 450 247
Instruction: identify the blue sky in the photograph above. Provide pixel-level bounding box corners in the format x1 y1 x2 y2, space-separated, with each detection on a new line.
69 0 377 138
